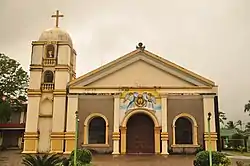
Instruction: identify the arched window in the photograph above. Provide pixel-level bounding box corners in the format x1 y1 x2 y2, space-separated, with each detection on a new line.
88 117 106 144
46 44 55 58
44 70 54 83
175 117 193 144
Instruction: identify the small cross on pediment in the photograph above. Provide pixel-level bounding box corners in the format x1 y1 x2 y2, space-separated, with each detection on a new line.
136 42 145 51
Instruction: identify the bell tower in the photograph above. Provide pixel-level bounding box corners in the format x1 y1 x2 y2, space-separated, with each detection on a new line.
23 10 76 153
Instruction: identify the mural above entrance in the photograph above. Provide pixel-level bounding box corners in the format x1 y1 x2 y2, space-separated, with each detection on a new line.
120 91 161 111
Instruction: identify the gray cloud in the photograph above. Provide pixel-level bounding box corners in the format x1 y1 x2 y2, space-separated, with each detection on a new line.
1 0 250 123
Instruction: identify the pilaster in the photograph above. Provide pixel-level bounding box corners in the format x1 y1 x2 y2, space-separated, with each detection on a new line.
64 132 75 154
50 132 65 153
120 127 127 154
50 92 66 153
64 94 78 154
23 95 40 153
22 132 39 154
204 132 218 151
203 95 217 151
160 94 169 155
112 95 120 155
155 127 161 154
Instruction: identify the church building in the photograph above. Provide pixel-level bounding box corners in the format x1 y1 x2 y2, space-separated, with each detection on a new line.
23 11 220 155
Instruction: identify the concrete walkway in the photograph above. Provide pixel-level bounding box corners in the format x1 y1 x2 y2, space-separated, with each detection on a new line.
0 150 195 166
228 155 250 160
1 150 250 166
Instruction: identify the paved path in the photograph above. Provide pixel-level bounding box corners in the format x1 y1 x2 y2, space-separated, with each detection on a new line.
0 150 250 166
228 155 250 160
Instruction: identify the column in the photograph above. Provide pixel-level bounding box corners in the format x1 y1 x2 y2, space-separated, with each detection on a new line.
22 94 40 153
155 127 161 154
120 127 126 154
203 95 217 151
112 95 120 155
160 94 169 154
64 94 78 154
50 92 66 153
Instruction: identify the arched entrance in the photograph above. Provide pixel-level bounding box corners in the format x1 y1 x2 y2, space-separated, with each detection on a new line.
126 113 155 154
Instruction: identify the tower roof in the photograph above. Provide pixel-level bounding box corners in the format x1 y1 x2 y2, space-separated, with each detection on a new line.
39 27 73 46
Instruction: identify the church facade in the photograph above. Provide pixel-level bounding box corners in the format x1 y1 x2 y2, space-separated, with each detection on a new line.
23 12 220 155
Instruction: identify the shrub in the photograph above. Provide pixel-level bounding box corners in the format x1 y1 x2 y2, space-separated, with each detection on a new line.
195 146 204 154
60 157 70 166
193 151 231 166
22 153 64 166
69 148 92 165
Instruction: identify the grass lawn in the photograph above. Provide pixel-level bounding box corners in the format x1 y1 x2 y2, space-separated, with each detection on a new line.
224 150 250 157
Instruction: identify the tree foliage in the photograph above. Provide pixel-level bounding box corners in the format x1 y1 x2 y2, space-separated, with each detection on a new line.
245 122 250 131
22 154 64 166
0 53 28 111
244 100 250 116
225 121 238 129
0 100 11 123
219 111 227 124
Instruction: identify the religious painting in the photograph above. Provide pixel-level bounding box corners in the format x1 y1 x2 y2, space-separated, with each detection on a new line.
120 91 161 111
46 44 55 58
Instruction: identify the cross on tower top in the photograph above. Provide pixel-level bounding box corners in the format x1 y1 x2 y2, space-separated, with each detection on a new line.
51 10 64 27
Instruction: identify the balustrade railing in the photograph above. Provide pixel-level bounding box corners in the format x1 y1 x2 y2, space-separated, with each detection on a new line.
42 83 54 91
43 58 56 66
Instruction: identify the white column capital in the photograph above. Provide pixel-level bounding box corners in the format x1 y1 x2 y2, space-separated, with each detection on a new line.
159 93 168 98
202 94 216 99
113 93 121 98
67 94 79 98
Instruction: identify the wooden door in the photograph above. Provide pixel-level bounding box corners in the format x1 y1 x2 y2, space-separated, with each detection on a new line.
126 113 155 154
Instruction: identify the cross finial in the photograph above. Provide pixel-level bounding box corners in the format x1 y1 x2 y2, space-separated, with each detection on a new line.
136 42 145 51
51 10 64 27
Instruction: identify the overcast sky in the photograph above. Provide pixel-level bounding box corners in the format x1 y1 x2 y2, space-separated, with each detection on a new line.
0 0 250 124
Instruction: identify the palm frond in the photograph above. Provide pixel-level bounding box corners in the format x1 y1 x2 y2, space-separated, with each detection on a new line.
22 153 63 166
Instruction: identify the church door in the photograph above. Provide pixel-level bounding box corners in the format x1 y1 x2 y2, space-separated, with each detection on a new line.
126 113 155 154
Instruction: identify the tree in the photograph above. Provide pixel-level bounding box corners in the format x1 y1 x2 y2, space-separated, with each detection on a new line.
244 100 250 115
245 122 250 131
219 111 227 124
236 120 243 131
0 97 11 123
225 121 238 129
0 53 28 122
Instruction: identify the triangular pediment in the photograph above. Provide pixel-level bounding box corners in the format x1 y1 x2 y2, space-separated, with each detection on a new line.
69 49 215 88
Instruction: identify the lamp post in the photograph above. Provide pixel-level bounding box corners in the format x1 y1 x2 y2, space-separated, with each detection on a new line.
74 111 79 166
208 112 212 166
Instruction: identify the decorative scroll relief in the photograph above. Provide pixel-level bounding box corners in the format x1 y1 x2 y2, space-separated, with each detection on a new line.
120 91 162 111
119 91 162 125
